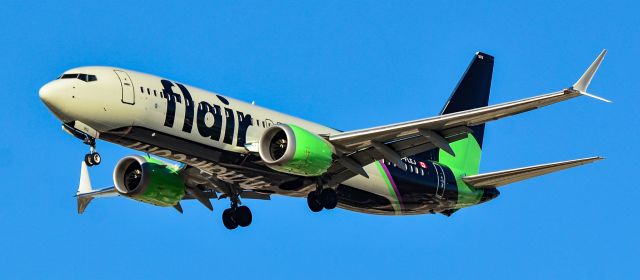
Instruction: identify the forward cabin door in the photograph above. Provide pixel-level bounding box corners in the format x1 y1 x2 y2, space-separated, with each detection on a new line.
114 70 135 105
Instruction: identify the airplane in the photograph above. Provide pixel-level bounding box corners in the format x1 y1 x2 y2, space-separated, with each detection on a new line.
39 50 609 230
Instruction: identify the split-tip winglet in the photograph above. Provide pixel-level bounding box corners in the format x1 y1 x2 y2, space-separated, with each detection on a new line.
570 49 611 103
579 90 612 103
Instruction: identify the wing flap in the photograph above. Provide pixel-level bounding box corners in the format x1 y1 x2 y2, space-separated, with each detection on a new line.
462 157 603 189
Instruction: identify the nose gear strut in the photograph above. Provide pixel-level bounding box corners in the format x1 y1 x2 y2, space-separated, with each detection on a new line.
62 122 102 167
83 137 101 166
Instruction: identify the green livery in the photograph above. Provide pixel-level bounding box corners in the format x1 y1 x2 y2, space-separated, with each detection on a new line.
41 50 607 229
438 134 484 207
261 124 334 177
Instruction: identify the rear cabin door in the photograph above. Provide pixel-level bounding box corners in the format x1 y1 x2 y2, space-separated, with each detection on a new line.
114 70 135 105
433 163 447 198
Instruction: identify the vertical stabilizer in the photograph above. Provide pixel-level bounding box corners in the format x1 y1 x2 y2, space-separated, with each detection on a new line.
419 52 494 176
440 52 494 148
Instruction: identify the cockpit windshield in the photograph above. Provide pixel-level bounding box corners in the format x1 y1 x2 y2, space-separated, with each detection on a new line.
58 73 97 82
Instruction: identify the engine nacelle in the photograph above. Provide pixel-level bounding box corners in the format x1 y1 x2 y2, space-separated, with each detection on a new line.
113 155 185 207
258 124 334 176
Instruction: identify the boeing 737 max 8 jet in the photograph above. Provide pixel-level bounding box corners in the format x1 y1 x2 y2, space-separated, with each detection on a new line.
39 50 609 229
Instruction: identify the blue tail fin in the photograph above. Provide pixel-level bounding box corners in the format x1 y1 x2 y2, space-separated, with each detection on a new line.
440 52 494 147
417 52 494 172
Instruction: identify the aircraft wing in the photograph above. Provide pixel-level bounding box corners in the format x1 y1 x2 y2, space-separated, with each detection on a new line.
75 161 273 214
323 50 608 185
462 157 603 188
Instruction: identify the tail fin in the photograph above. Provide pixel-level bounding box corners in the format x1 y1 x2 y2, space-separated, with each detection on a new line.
419 52 494 175
440 52 494 147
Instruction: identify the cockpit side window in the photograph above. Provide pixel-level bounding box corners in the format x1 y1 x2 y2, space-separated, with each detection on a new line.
58 73 98 82
60 74 79 79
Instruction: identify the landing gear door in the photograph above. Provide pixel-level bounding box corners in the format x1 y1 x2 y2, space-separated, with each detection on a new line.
114 70 135 105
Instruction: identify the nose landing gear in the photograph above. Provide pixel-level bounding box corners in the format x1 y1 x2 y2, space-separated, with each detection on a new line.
62 122 102 167
82 137 101 166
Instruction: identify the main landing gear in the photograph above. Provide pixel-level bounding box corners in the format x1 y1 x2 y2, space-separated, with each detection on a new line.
220 186 252 230
83 137 101 166
222 202 253 230
307 187 338 212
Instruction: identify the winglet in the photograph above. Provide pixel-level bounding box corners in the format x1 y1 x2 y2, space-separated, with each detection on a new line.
579 91 612 103
78 161 93 194
573 49 607 92
77 162 94 214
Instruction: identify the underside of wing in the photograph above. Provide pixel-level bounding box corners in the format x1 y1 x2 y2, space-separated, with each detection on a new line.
462 157 603 189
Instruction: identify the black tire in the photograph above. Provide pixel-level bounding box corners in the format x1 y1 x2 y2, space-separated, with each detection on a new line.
320 188 338 210
235 206 252 227
91 153 101 165
222 208 238 230
84 154 94 166
307 191 323 212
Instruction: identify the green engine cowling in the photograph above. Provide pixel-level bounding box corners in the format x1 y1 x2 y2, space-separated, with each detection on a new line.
113 155 185 207
258 124 334 177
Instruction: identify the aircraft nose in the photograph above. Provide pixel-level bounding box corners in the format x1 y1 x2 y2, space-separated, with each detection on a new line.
39 80 71 121
39 82 55 106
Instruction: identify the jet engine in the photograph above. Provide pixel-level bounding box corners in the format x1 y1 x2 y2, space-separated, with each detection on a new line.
113 155 185 207
258 124 334 176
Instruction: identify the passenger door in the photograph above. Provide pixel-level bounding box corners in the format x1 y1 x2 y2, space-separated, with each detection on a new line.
114 70 135 105
433 163 446 199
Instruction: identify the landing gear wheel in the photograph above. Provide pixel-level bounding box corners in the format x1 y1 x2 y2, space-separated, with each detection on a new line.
91 153 101 165
234 206 252 227
84 154 94 166
222 208 238 230
307 191 323 212
84 152 101 166
320 188 338 210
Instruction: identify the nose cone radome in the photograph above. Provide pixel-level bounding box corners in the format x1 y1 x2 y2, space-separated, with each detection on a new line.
39 82 55 106
39 81 71 121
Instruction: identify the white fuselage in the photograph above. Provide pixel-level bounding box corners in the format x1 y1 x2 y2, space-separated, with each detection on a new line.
40 66 402 214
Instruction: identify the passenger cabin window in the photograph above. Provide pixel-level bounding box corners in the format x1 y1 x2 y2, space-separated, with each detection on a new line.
59 73 97 82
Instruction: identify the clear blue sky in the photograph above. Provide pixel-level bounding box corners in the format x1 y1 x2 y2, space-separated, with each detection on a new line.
1 1 638 279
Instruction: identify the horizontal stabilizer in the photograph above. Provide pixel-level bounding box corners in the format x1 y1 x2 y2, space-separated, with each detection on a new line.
463 157 603 189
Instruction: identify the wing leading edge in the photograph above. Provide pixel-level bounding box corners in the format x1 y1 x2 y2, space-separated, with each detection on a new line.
329 51 608 150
